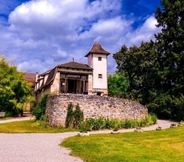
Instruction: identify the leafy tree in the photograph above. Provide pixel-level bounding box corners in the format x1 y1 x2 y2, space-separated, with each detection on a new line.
113 41 157 103
155 0 184 95
174 95 184 120
32 94 49 120
152 0 184 119
148 91 174 119
108 72 129 97
113 0 184 120
0 56 33 116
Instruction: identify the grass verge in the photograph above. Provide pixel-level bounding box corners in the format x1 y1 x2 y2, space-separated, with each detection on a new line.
0 117 12 120
61 126 184 162
0 120 77 133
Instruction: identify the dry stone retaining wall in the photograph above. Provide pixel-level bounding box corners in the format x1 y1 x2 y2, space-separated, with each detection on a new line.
46 94 148 127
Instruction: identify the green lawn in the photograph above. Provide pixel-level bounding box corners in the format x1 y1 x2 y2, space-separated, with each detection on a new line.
0 120 77 133
61 126 184 162
0 117 12 120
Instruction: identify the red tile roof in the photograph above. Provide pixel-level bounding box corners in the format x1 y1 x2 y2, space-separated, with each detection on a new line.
85 42 110 57
24 72 36 85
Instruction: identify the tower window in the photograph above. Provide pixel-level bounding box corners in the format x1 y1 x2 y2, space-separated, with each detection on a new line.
98 57 102 61
98 74 102 78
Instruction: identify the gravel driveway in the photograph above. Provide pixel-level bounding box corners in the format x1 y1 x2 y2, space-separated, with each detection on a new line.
0 119 177 162
0 132 83 162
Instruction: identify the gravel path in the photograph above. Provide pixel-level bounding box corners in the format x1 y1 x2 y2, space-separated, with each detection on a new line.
0 117 32 124
0 132 83 162
0 119 177 162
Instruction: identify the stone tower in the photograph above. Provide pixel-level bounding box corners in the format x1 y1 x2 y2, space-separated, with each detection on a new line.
85 42 110 96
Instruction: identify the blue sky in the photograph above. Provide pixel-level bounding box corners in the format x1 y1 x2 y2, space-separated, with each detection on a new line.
0 0 161 73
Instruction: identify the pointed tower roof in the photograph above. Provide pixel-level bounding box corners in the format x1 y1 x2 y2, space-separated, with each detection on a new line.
85 42 110 57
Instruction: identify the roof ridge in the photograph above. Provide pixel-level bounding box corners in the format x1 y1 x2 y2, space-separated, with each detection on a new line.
57 61 93 70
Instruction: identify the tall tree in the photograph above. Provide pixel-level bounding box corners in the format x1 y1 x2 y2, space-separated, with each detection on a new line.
153 0 184 119
155 0 184 94
113 41 157 104
113 0 184 120
0 56 33 116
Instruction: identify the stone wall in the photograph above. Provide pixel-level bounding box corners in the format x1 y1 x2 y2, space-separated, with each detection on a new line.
46 94 148 127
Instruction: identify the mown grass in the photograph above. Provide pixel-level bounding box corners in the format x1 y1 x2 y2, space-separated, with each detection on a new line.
0 120 77 133
61 126 184 162
0 117 12 120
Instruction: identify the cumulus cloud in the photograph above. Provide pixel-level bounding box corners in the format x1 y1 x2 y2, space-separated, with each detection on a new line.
17 59 52 73
79 17 132 40
116 16 160 48
129 16 160 44
8 0 122 41
0 0 161 73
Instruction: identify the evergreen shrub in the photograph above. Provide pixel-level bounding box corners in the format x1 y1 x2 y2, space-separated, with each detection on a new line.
32 94 49 120
65 103 84 128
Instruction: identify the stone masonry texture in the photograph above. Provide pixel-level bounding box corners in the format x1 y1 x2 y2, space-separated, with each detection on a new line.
46 94 148 127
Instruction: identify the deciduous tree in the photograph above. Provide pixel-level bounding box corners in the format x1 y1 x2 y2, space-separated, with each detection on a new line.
113 41 157 103
113 0 184 120
0 55 33 116
108 72 129 98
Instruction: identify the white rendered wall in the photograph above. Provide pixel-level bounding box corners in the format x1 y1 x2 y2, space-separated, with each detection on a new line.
88 54 93 67
92 54 107 89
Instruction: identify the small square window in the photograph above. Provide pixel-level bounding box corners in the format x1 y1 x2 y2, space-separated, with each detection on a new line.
98 57 102 61
98 74 102 78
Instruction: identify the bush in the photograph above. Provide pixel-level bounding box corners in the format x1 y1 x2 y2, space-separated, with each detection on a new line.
174 95 184 121
85 118 96 131
31 105 42 119
107 118 120 129
65 103 84 128
73 103 84 128
95 117 106 130
138 118 147 127
149 114 158 124
32 94 49 120
80 114 157 131
124 119 139 128
80 121 91 132
65 102 74 128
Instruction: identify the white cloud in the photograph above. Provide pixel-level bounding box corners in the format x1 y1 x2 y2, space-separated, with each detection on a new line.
18 59 46 73
52 48 68 61
0 0 161 73
80 17 131 39
85 0 121 19
117 16 161 47
8 0 87 40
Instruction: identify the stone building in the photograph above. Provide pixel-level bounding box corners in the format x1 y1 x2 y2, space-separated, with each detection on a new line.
34 42 110 103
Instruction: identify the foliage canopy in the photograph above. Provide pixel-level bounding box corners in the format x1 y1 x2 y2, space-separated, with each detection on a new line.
113 0 184 120
32 94 49 120
108 72 129 98
0 56 33 116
